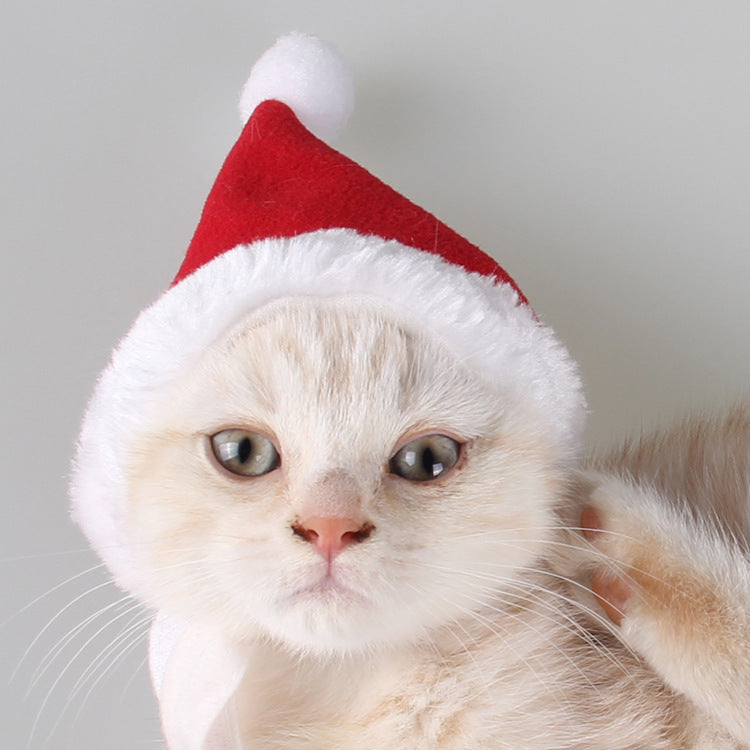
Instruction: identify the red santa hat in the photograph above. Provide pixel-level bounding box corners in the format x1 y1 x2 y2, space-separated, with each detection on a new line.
71 32 585 598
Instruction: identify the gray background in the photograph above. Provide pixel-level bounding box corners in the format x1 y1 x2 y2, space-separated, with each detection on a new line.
2 1 749 747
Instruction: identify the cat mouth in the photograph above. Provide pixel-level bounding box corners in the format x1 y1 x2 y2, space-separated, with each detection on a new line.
288 571 365 604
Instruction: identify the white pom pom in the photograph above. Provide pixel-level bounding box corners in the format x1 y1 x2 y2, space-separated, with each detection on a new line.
239 32 355 143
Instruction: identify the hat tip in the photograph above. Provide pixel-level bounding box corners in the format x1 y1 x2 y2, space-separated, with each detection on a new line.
239 32 355 143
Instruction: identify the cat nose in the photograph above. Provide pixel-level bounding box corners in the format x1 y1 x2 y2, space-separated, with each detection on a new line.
292 516 374 561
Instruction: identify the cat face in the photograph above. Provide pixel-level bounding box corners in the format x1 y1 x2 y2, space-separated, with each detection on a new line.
125 299 564 654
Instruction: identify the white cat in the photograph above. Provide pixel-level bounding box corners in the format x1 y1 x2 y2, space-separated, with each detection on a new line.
69 33 750 749
124 299 749 748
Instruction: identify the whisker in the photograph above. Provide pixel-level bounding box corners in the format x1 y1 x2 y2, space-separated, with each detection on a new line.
0 548 100 564
452 525 643 545
400 553 645 667
457 575 642 689
403 581 488 680
118 652 150 703
68 608 150 703
12 576 120 684
3 561 108 632
28 595 134 695
65 615 152 740
444 596 552 691
28 599 145 747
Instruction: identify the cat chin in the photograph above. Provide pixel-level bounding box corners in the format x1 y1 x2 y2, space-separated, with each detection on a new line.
252 588 422 656
264 621 393 657
263 624 417 658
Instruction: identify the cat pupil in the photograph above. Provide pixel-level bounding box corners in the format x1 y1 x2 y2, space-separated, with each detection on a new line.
421 447 441 476
238 437 252 464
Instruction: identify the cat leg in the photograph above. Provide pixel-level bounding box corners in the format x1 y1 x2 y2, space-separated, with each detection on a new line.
571 474 750 745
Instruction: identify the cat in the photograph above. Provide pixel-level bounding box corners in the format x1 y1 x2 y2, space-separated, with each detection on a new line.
122 296 750 749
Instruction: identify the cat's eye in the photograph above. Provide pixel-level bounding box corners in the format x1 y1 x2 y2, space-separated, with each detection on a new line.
389 434 462 482
210 429 280 477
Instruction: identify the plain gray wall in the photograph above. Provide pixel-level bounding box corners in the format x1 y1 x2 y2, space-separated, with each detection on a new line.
2 1 748 747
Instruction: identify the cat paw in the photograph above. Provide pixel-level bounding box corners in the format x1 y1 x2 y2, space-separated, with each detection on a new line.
555 472 681 632
579 506 637 627
572 474 697 633
554 472 663 630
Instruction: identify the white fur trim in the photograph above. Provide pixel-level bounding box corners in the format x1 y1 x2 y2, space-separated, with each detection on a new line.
70 229 585 593
238 32 354 143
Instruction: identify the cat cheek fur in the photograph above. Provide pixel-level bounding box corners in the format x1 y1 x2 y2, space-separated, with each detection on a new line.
125 430 290 639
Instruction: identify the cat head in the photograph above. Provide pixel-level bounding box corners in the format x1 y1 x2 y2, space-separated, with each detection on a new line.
124 298 569 654
69 36 585 647
71 230 584 602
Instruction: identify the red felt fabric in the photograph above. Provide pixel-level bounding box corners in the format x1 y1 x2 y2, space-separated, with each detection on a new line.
174 100 526 305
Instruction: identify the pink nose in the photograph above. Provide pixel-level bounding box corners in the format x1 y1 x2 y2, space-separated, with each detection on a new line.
292 516 374 560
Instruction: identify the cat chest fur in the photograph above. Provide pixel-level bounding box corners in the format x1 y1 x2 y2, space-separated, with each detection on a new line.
230 578 705 749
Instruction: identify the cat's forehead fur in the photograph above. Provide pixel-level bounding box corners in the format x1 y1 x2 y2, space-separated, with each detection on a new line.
162 298 504 469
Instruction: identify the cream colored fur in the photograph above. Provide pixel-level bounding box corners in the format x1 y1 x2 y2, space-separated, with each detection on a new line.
126 299 749 748
558 410 750 746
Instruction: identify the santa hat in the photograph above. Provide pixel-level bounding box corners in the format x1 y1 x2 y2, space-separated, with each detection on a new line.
72 31 584 608
70 32 585 750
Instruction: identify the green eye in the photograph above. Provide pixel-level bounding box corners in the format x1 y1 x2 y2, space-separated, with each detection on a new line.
389 434 461 482
210 429 280 477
